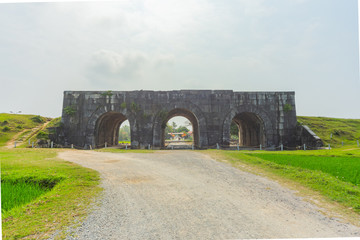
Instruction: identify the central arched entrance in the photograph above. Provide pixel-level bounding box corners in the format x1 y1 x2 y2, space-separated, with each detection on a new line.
164 116 194 149
231 112 266 147
160 108 200 149
94 112 130 148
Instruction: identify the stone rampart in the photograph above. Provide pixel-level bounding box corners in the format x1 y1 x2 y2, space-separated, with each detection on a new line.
58 90 299 149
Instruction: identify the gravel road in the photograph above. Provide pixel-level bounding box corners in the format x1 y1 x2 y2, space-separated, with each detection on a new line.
58 150 360 239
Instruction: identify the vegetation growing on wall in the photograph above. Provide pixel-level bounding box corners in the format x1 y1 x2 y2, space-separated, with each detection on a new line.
283 104 293 113
64 105 76 116
158 110 168 122
101 90 113 97
130 102 140 112
120 102 127 109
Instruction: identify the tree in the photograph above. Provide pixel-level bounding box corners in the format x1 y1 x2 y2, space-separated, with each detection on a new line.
165 123 173 140
177 126 189 133
118 125 130 141
230 121 239 139
171 121 177 130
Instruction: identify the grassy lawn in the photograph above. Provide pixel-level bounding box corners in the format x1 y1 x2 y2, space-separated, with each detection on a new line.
250 154 360 185
205 148 360 226
2 182 53 213
1 148 102 239
0 114 48 147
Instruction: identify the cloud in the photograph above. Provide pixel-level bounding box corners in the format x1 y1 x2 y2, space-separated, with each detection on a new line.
153 54 175 68
85 49 175 87
86 50 147 85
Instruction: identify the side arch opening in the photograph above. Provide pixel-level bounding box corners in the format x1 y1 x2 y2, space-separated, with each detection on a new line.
231 112 266 147
160 108 200 149
95 112 130 148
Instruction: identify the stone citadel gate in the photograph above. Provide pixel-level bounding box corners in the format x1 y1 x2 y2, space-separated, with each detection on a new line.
58 90 302 149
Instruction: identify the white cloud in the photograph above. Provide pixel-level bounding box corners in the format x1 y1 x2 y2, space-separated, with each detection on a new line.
85 49 176 88
86 50 147 85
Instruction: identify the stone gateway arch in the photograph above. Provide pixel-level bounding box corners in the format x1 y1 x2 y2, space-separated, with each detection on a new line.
57 90 305 149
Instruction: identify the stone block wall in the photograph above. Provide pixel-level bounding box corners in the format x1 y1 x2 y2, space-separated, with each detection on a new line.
58 90 299 149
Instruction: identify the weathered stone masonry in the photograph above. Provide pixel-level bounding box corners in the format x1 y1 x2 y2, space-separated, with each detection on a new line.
58 90 302 149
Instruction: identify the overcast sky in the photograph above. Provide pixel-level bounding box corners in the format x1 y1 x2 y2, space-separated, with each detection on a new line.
0 0 359 119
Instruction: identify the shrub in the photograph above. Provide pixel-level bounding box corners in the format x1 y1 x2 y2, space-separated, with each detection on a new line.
2 126 11 132
36 131 49 139
31 115 44 123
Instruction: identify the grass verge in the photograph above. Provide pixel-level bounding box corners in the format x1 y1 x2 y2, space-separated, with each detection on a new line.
1 148 102 239
2 181 54 213
204 149 360 226
251 154 360 185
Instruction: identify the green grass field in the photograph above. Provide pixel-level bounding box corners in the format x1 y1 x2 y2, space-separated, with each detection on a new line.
249 154 360 185
1 149 102 239
1 181 53 213
298 116 360 147
209 148 360 221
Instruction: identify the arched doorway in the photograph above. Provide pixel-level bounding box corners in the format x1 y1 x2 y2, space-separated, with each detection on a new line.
164 116 194 149
160 108 200 149
231 112 265 147
94 112 130 148
118 119 131 146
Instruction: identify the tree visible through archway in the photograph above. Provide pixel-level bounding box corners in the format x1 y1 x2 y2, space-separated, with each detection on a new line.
118 120 131 147
165 116 193 149
160 108 199 149
230 112 265 147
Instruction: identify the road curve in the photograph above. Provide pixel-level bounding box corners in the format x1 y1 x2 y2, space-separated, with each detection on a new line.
58 150 360 239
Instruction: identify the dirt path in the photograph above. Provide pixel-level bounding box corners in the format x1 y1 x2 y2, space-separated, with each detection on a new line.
58 150 360 239
5 121 51 148
5 128 28 148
